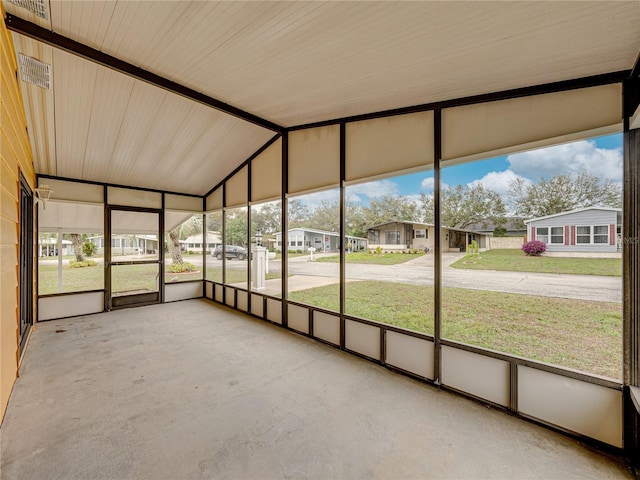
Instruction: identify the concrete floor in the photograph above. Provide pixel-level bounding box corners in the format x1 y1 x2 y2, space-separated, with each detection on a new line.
0 299 632 480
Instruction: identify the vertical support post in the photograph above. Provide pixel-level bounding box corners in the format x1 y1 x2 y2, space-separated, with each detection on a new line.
221 184 226 304
339 123 346 348
159 194 165 304
281 132 289 327
247 159 252 313
56 227 62 293
104 187 111 311
623 73 640 467
433 107 443 385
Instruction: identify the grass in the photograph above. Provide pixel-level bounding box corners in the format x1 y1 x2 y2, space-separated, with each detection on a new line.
451 249 622 276
39 263 279 295
288 280 622 379
315 251 424 265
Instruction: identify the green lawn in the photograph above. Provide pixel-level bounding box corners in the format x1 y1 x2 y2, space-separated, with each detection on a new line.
315 251 424 265
288 280 621 379
451 249 622 276
39 263 280 295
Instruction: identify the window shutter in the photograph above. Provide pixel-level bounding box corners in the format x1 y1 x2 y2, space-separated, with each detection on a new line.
530 227 536 241
610 224 615 245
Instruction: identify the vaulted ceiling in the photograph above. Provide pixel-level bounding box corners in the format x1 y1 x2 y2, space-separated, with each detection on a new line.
4 1 640 196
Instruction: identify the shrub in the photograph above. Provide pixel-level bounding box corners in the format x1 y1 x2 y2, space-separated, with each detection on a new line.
521 240 546 256
375 246 383 255
82 241 97 257
167 262 197 273
69 260 98 268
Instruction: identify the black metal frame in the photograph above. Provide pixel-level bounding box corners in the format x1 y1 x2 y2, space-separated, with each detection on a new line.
107 205 163 310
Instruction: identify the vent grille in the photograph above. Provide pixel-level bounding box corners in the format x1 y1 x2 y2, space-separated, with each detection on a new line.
18 53 51 89
6 0 48 19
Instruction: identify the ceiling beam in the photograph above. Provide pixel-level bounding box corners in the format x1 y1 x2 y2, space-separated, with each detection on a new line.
5 13 284 134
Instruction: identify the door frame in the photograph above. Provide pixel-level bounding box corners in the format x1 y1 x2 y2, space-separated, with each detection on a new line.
106 205 164 310
19 173 34 353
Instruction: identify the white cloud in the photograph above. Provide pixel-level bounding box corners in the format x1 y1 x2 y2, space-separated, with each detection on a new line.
421 177 435 190
467 170 530 197
346 179 400 199
507 140 622 181
420 177 448 191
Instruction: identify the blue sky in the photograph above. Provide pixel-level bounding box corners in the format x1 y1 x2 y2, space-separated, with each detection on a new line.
344 133 623 205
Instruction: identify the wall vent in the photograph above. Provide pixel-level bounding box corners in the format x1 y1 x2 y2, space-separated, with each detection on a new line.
6 0 48 19
18 53 51 90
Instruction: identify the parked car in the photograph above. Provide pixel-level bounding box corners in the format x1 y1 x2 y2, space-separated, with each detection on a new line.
212 245 247 260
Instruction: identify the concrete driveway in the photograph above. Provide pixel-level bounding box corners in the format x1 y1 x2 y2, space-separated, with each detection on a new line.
265 252 622 303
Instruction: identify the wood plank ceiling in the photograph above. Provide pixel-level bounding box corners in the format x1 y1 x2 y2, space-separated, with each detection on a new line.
3 1 640 196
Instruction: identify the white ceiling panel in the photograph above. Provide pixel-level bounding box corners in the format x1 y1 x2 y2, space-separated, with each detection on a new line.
5 1 640 198
13 37 274 195
45 1 640 127
11 32 55 175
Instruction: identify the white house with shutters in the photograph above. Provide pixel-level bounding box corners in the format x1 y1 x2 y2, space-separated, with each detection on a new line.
524 207 621 253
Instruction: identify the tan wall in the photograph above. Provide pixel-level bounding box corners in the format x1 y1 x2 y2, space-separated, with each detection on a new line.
1 7 36 422
489 236 524 250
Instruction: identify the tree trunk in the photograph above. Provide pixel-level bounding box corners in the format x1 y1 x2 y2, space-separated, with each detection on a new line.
169 230 183 264
70 233 84 262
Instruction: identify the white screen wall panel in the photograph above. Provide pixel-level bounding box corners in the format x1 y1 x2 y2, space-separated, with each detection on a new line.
288 125 340 194
205 282 213 299
237 290 248 312
518 367 622 447
165 282 203 302
165 194 202 212
252 138 282 202
39 292 104 321
206 188 222 212
214 284 224 303
108 186 162 208
250 294 264 317
267 298 282 324
386 332 434 380
313 311 340 346
225 287 235 307
345 320 380 360
287 304 309 334
346 111 434 182
225 166 248 208
441 346 510 407
442 84 622 165
39 178 103 204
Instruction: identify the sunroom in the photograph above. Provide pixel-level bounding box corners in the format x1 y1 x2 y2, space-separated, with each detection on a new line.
1 1 640 478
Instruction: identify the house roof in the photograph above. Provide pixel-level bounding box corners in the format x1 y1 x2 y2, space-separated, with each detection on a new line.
275 228 366 240
524 207 622 224
367 220 492 236
4 1 639 196
180 232 221 244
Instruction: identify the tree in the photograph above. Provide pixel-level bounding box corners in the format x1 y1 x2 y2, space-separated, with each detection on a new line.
252 202 281 235
508 169 622 218
307 200 339 232
225 214 248 246
70 233 84 262
420 184 506 229
288 199 311 228
168 229 184 264
363 195 420 228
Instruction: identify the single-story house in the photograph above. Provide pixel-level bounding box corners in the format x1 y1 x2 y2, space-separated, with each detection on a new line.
274 228 368 253
38 236 72 257
88 234 160 256
524 207 622 253
466 218 526 237
367 221 491 253
180 232 221 253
